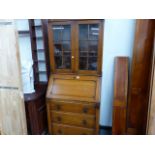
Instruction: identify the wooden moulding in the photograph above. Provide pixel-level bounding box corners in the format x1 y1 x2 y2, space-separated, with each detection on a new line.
112 57 129 135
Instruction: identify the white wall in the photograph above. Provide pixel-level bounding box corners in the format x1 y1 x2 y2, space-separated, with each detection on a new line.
100 19 136 126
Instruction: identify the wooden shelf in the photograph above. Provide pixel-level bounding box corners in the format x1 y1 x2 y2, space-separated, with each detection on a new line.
33 49 45 52
24 84 46 102
18 30 30 34
33 36 43 40
32 25 42 29
36 71 47 74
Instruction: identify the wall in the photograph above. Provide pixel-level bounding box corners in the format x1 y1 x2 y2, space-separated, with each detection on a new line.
100 19 136 126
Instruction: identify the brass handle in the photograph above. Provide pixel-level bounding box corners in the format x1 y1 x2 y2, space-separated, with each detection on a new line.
83 107 88 113
82 120 87 126
73 76 80 79
57 116 62 122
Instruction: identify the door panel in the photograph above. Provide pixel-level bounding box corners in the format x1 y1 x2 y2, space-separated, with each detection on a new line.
0 20 27 135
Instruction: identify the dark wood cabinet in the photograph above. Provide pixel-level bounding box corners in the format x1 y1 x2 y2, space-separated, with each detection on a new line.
24 85 47 134
46 20 104 135
17 19 50 134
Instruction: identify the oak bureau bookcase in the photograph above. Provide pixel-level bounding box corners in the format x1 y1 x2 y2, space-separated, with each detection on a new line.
46 19 104 135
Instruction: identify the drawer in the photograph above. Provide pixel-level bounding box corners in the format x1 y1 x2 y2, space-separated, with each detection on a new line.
52 123 95 135
51 111 96 128
49 101 96 115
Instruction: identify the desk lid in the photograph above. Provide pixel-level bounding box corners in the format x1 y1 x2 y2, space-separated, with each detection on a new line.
46 74 101 102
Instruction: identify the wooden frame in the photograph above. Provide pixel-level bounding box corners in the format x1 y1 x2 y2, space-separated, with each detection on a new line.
48 21 75 74
75 20 104 75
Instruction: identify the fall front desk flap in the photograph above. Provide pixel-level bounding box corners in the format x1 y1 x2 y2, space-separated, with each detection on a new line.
46 74 101 102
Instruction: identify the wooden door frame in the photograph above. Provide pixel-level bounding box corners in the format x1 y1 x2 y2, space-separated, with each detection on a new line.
74 20 104 75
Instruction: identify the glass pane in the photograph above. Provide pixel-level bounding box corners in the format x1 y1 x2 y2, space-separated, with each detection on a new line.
62 25 71 41
79 41 88 57
79 24 88 40
62 41 71 51
79 57 88 70
52 25 62 42
55 56 62 69
52 24 72 70
54 43 62 56
88 57 97 70
89 40 98 57
89 24 99 40
64 56 71 69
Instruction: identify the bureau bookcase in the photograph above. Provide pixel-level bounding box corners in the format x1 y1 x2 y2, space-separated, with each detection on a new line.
46 19 104 135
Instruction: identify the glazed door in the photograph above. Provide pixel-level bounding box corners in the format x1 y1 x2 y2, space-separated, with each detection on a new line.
75 20 103 75
48 21 75 73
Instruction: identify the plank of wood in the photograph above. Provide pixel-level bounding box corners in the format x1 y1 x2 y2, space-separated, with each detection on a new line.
0 20 27 135
112 57 129 135
127 20 154 134
147 34 155 134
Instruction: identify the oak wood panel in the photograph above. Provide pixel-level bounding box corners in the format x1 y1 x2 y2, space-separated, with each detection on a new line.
127 19 155 134
52 123 95 135
112 57 129 135
0 20 27 135
46 74 101 102
48 101 96 115
51 111 96 128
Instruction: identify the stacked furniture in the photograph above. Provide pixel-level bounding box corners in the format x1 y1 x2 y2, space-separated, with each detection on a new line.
46 20 104 135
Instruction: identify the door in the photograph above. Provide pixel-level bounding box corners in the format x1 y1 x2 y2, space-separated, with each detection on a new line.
75 20 103 75
48 21 75 73
0 20 27 135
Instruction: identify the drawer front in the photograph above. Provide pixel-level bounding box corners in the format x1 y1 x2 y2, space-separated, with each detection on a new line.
51 111 96 128
52 123 95 135
49 101 96 115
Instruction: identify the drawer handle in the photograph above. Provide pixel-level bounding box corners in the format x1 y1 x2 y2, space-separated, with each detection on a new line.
82 120 87 126
83 107 88 113
56 105 61 110
57 116 62 122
